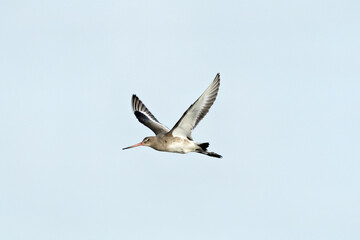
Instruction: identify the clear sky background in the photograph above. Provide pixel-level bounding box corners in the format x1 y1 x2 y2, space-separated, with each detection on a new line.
1 0 359 239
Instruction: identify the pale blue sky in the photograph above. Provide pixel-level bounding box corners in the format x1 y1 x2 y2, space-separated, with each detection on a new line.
1 0 359 239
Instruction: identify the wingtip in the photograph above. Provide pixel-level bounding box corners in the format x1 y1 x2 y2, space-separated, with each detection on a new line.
131 94 137 103
214 73 220 83
131 94 137 112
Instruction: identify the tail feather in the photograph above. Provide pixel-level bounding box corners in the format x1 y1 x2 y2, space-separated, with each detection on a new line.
197 142 222 158
198 142 209 151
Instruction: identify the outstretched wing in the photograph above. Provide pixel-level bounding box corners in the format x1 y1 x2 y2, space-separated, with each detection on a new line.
170 73 220 139
132 95 169 135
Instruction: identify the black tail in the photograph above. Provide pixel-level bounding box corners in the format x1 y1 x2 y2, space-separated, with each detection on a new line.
198 142 209 151
197 143 222 158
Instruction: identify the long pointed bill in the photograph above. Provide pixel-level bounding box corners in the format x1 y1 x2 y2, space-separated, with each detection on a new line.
122 142 144 150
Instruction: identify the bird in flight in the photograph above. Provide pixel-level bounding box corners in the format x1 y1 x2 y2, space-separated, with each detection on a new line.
123 73 222 158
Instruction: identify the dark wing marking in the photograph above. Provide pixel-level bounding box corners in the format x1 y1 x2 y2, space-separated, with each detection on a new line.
132 95 169 135
170 73 220 139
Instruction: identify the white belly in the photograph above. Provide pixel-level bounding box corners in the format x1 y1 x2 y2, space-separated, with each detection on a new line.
166 139 198 154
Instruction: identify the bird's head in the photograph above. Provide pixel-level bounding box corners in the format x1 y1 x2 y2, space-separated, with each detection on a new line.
122 136 156 150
